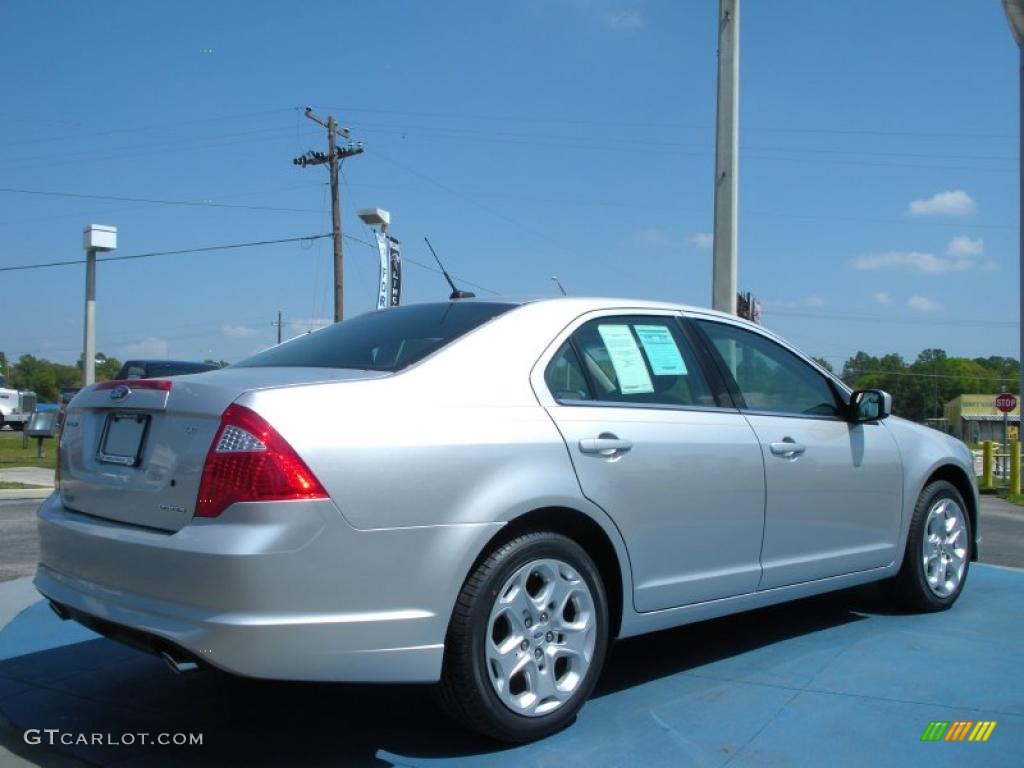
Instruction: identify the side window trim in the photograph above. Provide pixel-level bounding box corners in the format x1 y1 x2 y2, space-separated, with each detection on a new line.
685 318 748 409
567 337 598 402
545 340 595 404
675 316 740 409
690 318 845 421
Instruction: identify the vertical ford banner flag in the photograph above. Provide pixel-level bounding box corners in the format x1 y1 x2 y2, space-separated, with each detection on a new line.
376 232 403 309
376 232 390 309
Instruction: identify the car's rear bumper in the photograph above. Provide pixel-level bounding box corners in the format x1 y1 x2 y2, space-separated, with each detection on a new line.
34 493 501 682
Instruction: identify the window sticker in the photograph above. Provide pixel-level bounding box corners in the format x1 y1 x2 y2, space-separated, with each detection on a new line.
597 324 654 394
635 324 687 375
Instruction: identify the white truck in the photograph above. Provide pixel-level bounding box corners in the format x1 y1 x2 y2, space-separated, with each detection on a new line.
0 375 37 431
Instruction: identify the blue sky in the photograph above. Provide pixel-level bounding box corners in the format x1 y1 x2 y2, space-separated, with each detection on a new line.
0 0 1019 370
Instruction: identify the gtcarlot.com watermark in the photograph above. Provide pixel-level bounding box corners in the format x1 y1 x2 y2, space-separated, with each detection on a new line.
24 729 202 747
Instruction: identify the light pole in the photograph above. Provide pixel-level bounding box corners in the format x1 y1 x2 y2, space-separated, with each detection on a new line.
1004 0 1024 438
359 208 400 309
81 225 116 386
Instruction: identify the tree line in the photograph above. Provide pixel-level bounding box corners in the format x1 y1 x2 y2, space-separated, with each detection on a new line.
2 347 1020 423
820 349 1019 423
0 352 226 402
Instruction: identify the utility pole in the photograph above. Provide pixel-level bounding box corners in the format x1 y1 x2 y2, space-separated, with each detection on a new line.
272 311 283 345
294 107 363 322
712 0 739 314
1002 0 1024 441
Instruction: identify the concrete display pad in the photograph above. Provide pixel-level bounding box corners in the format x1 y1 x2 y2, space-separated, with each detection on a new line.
0 566 1021 766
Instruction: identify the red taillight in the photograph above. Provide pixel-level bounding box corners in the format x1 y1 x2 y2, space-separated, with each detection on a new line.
95 379 173 391
195 404 327 518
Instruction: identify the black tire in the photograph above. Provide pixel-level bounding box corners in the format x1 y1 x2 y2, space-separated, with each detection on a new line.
884 480 972 612
437 531 609 743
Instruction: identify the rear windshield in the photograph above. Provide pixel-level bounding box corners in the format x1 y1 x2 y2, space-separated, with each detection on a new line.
234 301 518 372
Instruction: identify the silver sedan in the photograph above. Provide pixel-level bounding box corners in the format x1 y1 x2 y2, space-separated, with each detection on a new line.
36 298 978 742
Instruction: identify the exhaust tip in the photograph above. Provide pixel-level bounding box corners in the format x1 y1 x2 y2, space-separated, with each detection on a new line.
48 601 70 621
159 650 199 675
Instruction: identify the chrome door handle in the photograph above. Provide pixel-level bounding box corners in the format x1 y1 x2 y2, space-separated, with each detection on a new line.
769 440 806 458
579 437 633 456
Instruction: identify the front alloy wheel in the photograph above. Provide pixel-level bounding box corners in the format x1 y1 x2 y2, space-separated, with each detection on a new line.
921 495 969 599
886 479 972 612
438 532 609 742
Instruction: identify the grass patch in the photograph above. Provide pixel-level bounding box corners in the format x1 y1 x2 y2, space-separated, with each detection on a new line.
0 430 57 470
0 481 40 490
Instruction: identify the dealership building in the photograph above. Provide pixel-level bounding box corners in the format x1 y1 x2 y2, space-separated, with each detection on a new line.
943 394 1020 443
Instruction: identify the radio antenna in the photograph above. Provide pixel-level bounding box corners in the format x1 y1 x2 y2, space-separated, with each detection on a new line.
424 237 475 300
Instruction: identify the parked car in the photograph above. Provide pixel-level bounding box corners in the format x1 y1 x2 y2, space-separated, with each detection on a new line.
36 298 978 742
115 360 220 380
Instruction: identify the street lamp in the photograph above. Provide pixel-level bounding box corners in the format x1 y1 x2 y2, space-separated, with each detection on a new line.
1003 0 1024 439
81 224 116 386
358 208 399 308
358 207 390 236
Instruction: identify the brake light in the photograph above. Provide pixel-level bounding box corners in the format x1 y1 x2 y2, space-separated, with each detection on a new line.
95 379 173 391
195 404 327 518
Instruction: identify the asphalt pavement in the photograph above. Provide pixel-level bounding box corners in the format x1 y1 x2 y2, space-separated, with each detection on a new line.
0 500 41 584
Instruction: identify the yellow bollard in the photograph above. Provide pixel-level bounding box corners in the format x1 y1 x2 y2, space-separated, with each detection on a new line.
1012 442 1021 496
982 441 994 490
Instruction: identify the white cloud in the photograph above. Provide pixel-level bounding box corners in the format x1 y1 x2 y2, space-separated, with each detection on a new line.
221 324 258 338
907 295 942 313
803 295 825 308
689 232 713 249
635 228 676 248
606 10 645 29
852 250 980 274
873 292 893 304
907 189 976 217
117 336 169 359
946 235 983 258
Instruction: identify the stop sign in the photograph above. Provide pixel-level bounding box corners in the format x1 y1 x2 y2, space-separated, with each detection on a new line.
996 392 1018 413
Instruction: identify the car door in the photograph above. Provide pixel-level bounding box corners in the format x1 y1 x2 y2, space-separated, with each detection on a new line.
539 312 766 612
692 317 903 590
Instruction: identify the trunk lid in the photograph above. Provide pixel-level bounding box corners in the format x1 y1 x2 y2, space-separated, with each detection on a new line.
59 367 386 531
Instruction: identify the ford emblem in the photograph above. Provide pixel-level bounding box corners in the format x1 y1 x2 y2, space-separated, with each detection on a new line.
109 384 131 402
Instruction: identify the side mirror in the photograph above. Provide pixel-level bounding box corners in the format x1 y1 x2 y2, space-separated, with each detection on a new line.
849 389 892 422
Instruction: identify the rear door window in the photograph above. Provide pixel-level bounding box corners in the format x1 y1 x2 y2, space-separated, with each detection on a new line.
563 316 715 407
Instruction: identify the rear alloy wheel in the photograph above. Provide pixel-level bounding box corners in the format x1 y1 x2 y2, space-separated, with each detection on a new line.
885 480 971 612
438 532 608 742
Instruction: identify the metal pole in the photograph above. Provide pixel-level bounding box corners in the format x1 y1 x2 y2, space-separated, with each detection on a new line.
712 0 739 314
83 249 96 386
328 117 344 323
1019 46 1023 442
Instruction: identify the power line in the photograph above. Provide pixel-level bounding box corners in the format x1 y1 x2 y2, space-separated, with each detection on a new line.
338 167 501 296
325 105 1014 139
763 308 1019 328
0 186 325 214
0 107 300 148
0 234 334 273
843 369 1018 381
